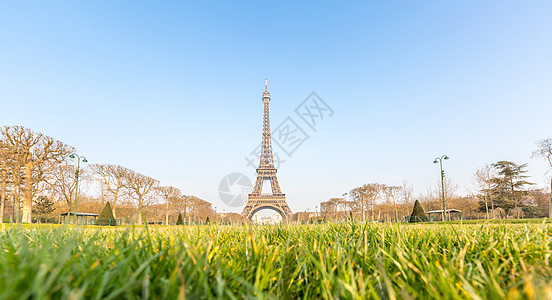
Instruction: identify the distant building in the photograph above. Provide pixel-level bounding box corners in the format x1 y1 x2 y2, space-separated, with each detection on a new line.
426 209 462 221
252 213 282 225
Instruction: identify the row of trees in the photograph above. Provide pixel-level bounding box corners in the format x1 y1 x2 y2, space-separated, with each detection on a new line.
320 138 552 222
320 182 415 222
0 126 214 224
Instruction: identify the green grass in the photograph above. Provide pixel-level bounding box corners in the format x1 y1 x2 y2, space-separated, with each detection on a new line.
1 222 552 299
421 218 552 225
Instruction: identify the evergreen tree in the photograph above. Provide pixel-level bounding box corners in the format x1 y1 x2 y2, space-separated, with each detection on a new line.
33 196 55 223
410 200 428 222
176 213 184 225
96 202 116 226
489 161 534 211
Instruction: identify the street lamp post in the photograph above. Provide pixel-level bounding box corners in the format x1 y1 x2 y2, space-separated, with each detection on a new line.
315 205 318 219
69 153 87 224
433 155 449 222
342 193 347 221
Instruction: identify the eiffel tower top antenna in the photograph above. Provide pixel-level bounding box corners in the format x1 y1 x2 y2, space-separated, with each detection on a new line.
265 79 268 91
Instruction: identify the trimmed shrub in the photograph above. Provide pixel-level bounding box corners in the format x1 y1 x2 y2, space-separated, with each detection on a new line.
96 202 116 226
410 200 428 222
176 213 184 225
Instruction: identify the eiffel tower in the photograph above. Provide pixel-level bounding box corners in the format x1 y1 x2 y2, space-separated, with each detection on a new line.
241 81 292 220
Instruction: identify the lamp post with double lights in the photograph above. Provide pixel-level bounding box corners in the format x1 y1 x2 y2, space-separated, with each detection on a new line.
342 193 348 221
315 205 318 220
69 153 87 224
433 155 449 221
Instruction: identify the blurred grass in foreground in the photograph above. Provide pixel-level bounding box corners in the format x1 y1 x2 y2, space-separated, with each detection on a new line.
1 222 551 299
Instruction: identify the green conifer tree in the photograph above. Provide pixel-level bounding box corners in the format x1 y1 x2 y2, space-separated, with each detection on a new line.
176 213 184 225
410 200 428 222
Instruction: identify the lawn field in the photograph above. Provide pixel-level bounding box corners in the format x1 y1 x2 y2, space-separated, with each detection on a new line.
1 222 551 299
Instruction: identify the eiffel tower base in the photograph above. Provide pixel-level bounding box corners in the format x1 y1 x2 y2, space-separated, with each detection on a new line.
241 195 292 220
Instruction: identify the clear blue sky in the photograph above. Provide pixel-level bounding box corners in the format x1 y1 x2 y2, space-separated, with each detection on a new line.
1 1 551 214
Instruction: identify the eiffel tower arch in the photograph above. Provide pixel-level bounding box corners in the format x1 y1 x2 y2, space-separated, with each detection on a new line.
241 81 292 220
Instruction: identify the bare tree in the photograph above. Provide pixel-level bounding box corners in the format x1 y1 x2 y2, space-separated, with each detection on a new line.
89 164 129 218
383 185 402 222
0 147 11 223
442 176 458 200
187 196 213 222
402 180 413 217
368 184 384 222
7 159 24 222
0 149 9 223
349 187 365 221
124 170 159 225
332 197 342 220
474 164 496 219
156 186 181 225
320 197 351 220
0 126 73 223
1 139 25 222
170 195 190 222
350 183 384 222
44 163 87 214
533 138 552 217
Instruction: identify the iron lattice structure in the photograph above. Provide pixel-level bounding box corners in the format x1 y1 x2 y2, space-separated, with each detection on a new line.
241 83 292 220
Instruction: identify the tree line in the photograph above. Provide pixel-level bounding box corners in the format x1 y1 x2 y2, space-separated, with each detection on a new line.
320 138 552 222
0 126 213 224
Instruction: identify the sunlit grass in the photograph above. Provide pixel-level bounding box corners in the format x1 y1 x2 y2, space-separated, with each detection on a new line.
1 222 551 299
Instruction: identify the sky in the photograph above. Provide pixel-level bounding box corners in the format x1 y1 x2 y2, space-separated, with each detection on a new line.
1 1 551 215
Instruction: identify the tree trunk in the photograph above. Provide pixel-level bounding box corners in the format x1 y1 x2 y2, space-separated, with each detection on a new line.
137 196 143 225
392 196 398 222
362 199 365 222
484 192 489 219
21 164 33 223
137 208 142 225
112 192 118 219
10 194 15 223
372 201 376 222
491 197 495 219
549 180 552 218
511 179 517 208
14 173 22 222
0 179 5 224
165 198 169 225
109 187 119 219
